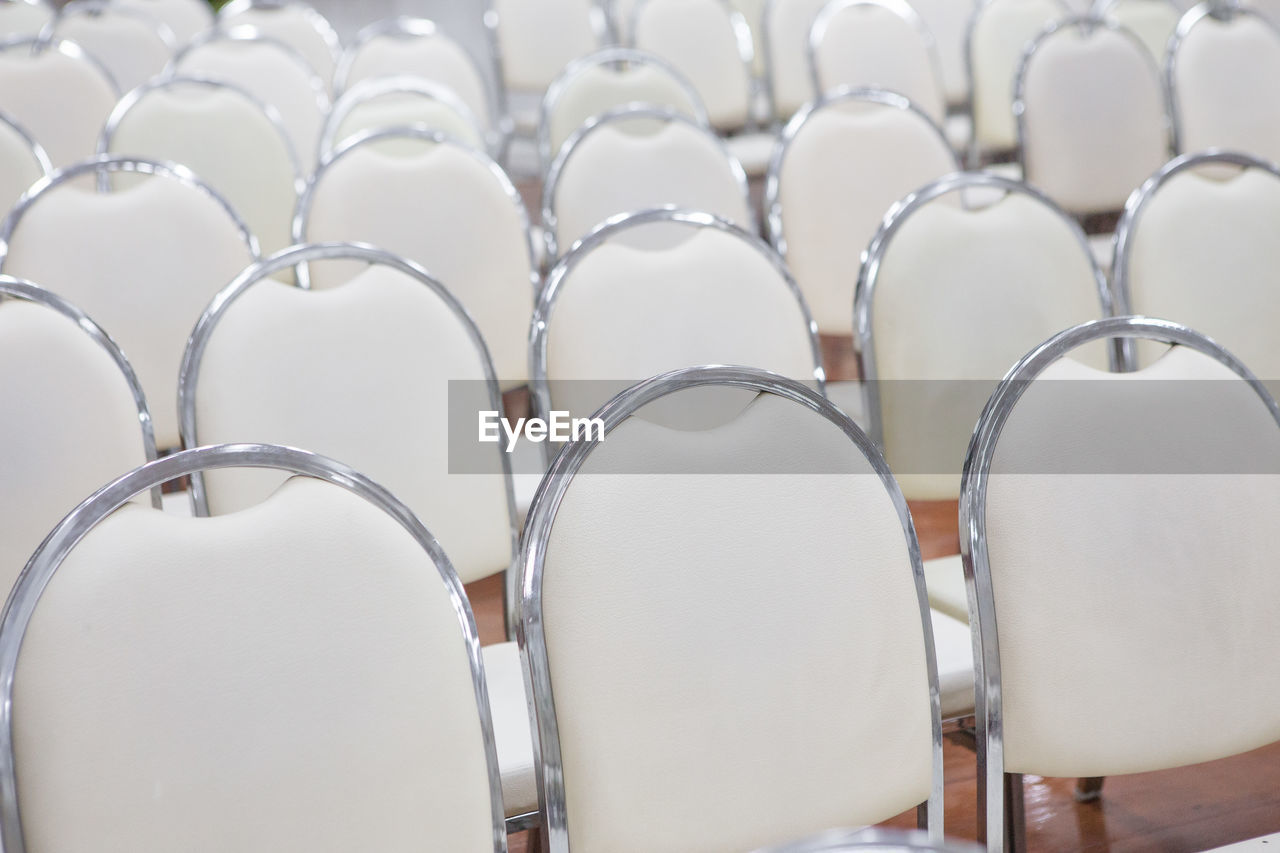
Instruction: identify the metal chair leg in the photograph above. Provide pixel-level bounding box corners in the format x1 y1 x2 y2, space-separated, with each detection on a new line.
1005 772 1027 853
1075 776 1106 803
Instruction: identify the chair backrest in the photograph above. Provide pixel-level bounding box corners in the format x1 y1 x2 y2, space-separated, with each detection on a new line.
630 0 756 131
730 0 767 74
179 243 517 592
0 444 506 853
0 276 156 600
114 0 212 45
531 209 823 425
319 76 488 158
1167 3 1280 164
753 828 983 853
101 75 302 256
1014 16 1169 215
538 46 708 173
1096 0 1181 62
0 156 259 448
295 127 537 389
0 110 50 213
542 105 752 261
764 87 960 334
961 316 1280 851
520 365 941 853
1113 149 1280 375
169 28 329 170
486 0 609 93
45 0 176 92
216 0 340 86
762 0 828 119
808 0 948 126
908 0 976 108
0 38 117 166
855 172 1115 500
334 16 495 136
0 0 51 40
967 0 1069 161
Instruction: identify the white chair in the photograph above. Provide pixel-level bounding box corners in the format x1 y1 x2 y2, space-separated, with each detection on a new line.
0 156 259 449
1096 0 1182 62
295 127 538 390
0 110 49 214
531 209 823 426
0 38 117 166
961 316 1280 852
1013 16 1169 216
519 365 943 852
0 276 157 598
764 87 960 335
808 0 948 127
0 0 50 40
762 0 830 120
541 105 753 262
43 0 176 92
1112 150 1280 376
0 444 508 852
967 0 1070 165
909 0 977 110
1167 2 1280 165
169 28 329 171
100 76 302 256
537 46 708 174
319 76 488 158
114 0 212 45
216 0 340 86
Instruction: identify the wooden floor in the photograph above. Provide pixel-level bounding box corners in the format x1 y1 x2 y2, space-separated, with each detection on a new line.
466 499 1280 853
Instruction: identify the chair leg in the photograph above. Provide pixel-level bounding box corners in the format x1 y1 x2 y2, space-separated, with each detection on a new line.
1075 776 1105 803
523 825 544 853
1004 773 1027 853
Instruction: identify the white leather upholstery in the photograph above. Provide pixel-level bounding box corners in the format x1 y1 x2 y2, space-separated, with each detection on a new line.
549 117 751 255
810 2 947 125
910 0 975 106
115 0 212 44
0 298 149 596
0 115 46 214
543 225 816 418
53 7 173 92
632 0 752 131
2 172 256 448
970 0 1065 154
12 476 498 852
173 36 327 170
493 0 602 92
772 96 958 333
0 43 117 166
302 138 534 388
1102 0 1180 62
108 82 298 256
193 264 514 586
869 187 1107 500
0 0 50 39
1121 164 1280 377
327 87 486 154
930 608 976 719
481 641 538 816
1172 12 1280 164
726 129 777 176
984 348 1280 776
1018 23 1168 215
218 3 337 84
765 0 828 118
539 393 934 850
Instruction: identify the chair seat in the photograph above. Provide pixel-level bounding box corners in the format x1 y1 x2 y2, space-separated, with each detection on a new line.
925 553 968 624
824 380 867 429
726 130 778 177
481 641 538 818
945 112 971 154
1088 232 1114 278
160 490 193 517
931 608 975 720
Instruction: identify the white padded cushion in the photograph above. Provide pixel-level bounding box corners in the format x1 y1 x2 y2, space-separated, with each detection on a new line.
0 299 149 593
0 45 116 166
910 0 973 104
494 0 601 91
971 0 1064 152
54 9 173 93
552 120 750 251
3 176 254 448
481 641 538 816
726 129 777 176
545 227 816 417
811 4 947 125
930 608 976 719
924 553 969 624
341 32 491 130
1124 165 1280 377
219 4 335 82
174 38 326 170
109 83 298 256
633 0 752 130
775 98 958 332
985 348 1280 776
0 118 44 214
1173 13 1280 164
765 0 828 118
116 0 212 44
194 265 512 585
0 1 51 39
1106 0 1180 62
329 92 486 153
12 476 497 852
303 141 533 387
871 190 1106 500
541 393 934 851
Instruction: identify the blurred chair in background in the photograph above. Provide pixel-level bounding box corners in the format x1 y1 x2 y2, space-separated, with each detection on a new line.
0 38 117 166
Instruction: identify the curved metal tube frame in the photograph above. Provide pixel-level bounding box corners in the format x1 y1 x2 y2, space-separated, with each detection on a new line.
319 73 491 160
0 109 52 182
0 34 120 94
215 0 342 74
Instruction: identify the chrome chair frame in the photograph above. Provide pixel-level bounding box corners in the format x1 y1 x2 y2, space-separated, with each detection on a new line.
319 74 491 160
754 827 983 853
958 315 1280 853
215 0 341 76
518 364 944 852
0 108 52 183
0 443 508 853
40 0 178 60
